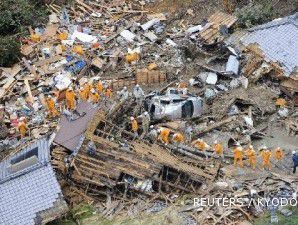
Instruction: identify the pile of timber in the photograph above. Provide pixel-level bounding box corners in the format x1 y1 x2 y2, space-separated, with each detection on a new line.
67 112 220 195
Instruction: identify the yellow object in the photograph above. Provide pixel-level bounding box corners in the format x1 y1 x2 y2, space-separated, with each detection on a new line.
131 119 139 132
233 147 243 167
213 143 223 155
58 32 68 41
90 92 100 103
65 90 76 110
148 63 157 71
18 121 27 137
79 89 88 101
261 150 271 169
245 148 256 169
73 45 84 55
159 128 171 144
274 148 283 161
125 52 140 63
173 133 184 144
192 139 207 151
105 88 112 98
31 34 41 42
275 98 287 107
46 97 59 117
84 83 92 99
96 81 103 94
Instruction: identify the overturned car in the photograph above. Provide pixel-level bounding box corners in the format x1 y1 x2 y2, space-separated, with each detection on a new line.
145 88 203 120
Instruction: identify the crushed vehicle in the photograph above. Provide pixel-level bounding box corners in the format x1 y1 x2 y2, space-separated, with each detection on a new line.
145 88 203 120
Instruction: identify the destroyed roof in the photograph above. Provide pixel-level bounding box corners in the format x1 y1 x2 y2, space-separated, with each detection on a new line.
241 13 298 76
0 138 67 225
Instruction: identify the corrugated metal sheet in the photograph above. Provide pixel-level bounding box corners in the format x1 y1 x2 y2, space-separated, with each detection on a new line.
199 11 237 44
241 13 298 77
54 101 98 150
0 138 49 182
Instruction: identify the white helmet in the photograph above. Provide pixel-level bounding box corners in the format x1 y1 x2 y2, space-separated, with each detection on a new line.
80 87 84 91
292 151 296 155
144 111 148 116
136 84 140 88
214 140 218 144
68 86 73 91
249 145 253 149
123 86 127 91
130 117 134 120
150 125 154 129
263 146 267 150
235 142 240 146
91 89 96 93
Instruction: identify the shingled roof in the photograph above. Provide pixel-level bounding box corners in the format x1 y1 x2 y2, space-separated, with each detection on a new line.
242 13 298 77
0 138 68 225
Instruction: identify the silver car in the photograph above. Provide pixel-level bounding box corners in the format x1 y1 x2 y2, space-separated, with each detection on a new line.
146 88 203 120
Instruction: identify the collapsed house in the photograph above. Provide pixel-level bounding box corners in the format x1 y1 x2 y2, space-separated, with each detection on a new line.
52 110 220 201
227 12 298 103
0 138 68 225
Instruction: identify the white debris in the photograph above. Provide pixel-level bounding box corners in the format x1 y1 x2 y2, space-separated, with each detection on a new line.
165 38 177 47
205 73 218 85
186 25 203 33
141 18 160 30
71 30 98 43
120 30 136 42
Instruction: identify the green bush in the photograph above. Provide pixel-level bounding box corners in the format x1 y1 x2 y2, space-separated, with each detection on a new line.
0 0 48 67
235 3 275 28
0 0 48 35
0 36 21 67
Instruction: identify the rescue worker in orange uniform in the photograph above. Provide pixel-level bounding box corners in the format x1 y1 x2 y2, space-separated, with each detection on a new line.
158 127 171 145
233 143 244 168
130 117 139 137
96 80 104 94
18 117 28 138
45 94 59 118
191 138 209 158
172 132 184 146
245 145 256 169
213 141 224 159
105 88 113 99
65 87 76 110
260 146 271 170
274 147 284 161
79 86 88 101
83 82 92 99
90 88 100 104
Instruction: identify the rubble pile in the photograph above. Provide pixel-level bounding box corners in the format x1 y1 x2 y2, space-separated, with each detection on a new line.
0 1 297 225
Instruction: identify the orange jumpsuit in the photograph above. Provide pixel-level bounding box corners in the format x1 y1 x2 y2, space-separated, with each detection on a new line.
96 81 103 94
245 148 256 169
213 143 223 156
261 150 271 169
46 97 59 117
65 90 76 110
79 89 88 101
83 83 92 99
18 121 27 137
90 92 100 104
158 128 171 144
192 140 208 151
105 88 112 98
173 133 184 144
131 119 138 133
274 148 283 161
234 147 243 167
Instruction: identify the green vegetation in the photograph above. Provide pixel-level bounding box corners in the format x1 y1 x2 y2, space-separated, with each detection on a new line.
235 3 275 28
0 0 48 67
253 207 298 225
